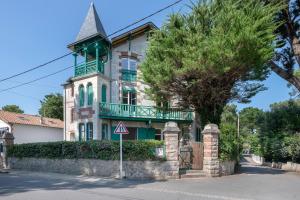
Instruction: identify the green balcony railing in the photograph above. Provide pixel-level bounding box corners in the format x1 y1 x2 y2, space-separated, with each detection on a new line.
75 60 104 77
121 69 137 82
99 102 193 122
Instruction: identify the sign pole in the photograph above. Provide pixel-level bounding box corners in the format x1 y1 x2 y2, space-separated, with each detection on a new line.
114 121 128 179
120 133 123 179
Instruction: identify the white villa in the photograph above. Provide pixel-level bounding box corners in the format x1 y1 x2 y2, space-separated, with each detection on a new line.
63 3 201 142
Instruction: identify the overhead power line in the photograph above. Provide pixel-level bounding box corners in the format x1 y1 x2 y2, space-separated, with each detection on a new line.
0 66 73 94
0 0 184 94
0 0 184 84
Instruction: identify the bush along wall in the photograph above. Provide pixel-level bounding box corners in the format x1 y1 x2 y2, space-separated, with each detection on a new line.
7 140 165 161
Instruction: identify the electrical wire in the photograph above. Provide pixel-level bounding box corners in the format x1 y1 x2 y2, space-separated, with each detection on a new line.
0 0 184 84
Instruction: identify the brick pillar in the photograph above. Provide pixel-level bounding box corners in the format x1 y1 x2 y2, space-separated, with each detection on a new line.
2 132 14 169
202 124 220 177
163 122 180 178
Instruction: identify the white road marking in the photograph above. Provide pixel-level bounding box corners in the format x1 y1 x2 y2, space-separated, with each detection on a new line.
136 187 254 200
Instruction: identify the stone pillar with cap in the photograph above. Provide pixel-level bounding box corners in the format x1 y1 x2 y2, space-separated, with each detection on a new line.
162 121 180 178
202 124 220 177
1 131 14 169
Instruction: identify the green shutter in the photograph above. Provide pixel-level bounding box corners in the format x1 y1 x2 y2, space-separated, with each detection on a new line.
79 85 84 107
87 84 93 106
111 126 119 141
102 85 107 103
138 128 155 140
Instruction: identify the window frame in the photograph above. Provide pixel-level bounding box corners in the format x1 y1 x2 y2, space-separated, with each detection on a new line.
79 84 85 107
101 84 107 103
78 123 85 141
86 122 93 141
121 58 137 71
87 83 93 106
101 123 108 140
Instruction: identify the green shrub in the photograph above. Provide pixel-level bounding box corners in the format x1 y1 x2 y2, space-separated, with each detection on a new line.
282 135 300 163
7 140 165 161
219 123 240 161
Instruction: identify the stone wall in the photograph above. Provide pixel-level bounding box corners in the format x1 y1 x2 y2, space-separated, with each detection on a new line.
8 158 179 180
264 161 300 173
219 160 236 176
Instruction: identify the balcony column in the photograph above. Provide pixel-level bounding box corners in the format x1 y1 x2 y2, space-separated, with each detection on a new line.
83 47 88 74
95 42 100 73
72 53 78 75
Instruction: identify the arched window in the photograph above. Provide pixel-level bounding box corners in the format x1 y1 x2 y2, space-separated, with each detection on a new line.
87 83 93 106
101 84 107 103
79 84 85 107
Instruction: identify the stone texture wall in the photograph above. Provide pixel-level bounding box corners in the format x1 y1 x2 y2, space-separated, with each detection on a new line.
264 161 300 173
8 158 179 180
219 160 236 176
202 124 220 177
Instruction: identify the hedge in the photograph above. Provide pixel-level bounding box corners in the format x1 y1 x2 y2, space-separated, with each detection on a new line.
7 140 165 161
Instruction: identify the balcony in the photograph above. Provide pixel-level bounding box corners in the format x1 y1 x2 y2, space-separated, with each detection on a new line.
121 69 137 82
75 60 104 77
99 102 193 122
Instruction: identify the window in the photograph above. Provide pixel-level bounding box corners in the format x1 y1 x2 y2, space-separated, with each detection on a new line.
87 83 93 106
86 122 93 141
78 123 85 141
79 85 85 107
102 124 108 140
122 91 136 105
155 129 162 141
101 84 107 103
121 58 137 71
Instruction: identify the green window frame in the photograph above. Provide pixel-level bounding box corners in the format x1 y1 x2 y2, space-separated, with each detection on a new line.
86 122 93 141
87 83 93 106
102 124 108 140
101 84 107 103
79 123 85 141
79 84 85 107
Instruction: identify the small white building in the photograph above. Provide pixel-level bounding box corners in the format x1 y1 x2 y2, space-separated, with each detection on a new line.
0 110 64 144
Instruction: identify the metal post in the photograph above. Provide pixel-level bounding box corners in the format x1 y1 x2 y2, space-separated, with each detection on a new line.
237 112 240 162
120 134 123 179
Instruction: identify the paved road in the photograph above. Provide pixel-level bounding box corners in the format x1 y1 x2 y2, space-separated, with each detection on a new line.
0 160 299 200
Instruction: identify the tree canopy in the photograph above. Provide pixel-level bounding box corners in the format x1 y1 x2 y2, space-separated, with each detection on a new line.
141 0 282 126
39 93 63 120
1 104 24 114
264 0 300 93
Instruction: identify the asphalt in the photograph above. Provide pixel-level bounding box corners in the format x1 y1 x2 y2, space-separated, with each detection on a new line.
0 158 299 200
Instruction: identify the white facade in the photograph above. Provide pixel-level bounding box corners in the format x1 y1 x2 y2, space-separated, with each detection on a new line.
63 5 199 142
0 120 63 144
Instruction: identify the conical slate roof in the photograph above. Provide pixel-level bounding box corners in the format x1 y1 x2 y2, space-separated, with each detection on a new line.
76 2 107 42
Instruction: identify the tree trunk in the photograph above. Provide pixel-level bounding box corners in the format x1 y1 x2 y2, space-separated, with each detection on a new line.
270 61 300 92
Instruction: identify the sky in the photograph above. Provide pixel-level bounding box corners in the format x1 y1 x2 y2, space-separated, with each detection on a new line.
0 0 293 115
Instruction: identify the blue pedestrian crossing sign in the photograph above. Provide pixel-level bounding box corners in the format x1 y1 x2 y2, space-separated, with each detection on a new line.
114 121 129 134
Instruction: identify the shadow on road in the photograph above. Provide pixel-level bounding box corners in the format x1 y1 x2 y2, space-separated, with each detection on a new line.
0 171 165 197
238 155 285 175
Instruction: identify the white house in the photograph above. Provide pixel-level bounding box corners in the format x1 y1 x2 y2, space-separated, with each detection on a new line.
0 110 64 144
63 3 202 142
